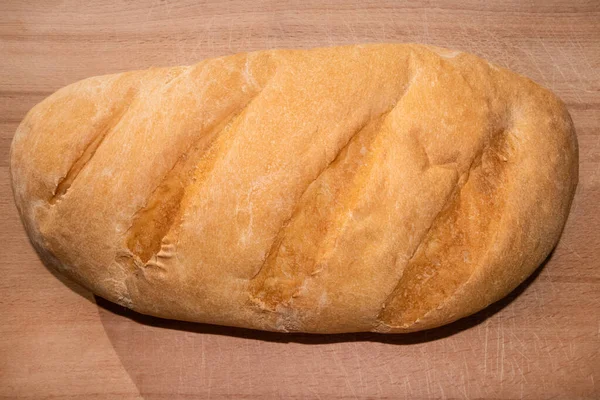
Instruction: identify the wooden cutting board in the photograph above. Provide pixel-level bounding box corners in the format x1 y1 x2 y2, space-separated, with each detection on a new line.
1 1 598 399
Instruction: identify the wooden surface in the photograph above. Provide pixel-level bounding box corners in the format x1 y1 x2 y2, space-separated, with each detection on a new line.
1 1 599 398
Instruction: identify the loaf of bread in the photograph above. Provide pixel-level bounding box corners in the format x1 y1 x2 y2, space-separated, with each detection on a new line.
10 44 578 333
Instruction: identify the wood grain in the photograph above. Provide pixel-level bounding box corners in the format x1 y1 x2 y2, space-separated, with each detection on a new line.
1 1 598 399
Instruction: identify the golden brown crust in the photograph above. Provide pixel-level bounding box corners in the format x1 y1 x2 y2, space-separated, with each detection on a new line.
10 44 578 333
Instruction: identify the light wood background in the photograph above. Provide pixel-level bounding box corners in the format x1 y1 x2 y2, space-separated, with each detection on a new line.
1 1 599 399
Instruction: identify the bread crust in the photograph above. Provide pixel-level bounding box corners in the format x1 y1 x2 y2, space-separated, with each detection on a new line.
10 44 578 333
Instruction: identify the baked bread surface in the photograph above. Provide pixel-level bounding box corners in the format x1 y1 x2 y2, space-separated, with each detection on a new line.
10 44 578 333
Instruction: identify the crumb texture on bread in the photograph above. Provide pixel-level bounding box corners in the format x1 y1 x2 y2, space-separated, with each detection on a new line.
10 44 578 333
